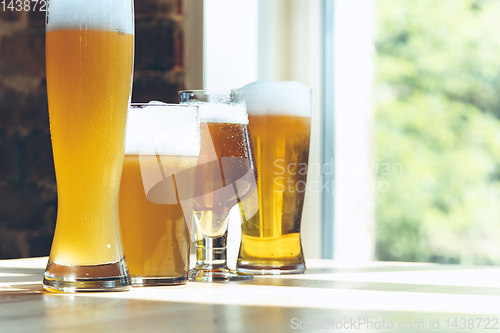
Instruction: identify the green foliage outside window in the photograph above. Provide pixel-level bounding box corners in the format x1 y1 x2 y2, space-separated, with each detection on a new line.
375 0 500 264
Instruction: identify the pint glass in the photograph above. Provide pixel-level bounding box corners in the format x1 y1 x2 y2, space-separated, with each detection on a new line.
119 103 200 286
236 82 311 274
43 0 134 291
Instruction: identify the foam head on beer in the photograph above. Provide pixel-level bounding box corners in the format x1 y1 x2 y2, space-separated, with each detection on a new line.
46 0 133 34
237 81 312 117
125 102 201 157
198 103 249 124
181 94 249 124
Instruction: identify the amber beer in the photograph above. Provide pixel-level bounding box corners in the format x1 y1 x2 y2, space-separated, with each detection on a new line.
180 91 255 281
43 0 134 291
237 82 312 274
120 155 196 284
193 122 257 237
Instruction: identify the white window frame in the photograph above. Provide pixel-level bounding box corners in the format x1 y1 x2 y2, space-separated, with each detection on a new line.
183 0 375 262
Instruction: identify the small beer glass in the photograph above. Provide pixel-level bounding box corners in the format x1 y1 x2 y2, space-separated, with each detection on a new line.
119 103 200 286
179 91 256 282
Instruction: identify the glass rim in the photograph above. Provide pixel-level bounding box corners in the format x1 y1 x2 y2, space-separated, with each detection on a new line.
130 102 198 108
178 90 246 96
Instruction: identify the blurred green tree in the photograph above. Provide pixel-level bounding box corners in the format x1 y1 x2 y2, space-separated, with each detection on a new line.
375 0 500 264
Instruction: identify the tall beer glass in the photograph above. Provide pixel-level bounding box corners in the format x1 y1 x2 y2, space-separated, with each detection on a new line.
236 82 311 274
179 91 256 281
43 0 134 292
120 103 200 286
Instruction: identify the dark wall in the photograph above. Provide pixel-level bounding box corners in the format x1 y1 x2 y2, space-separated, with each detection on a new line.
0 0 185 259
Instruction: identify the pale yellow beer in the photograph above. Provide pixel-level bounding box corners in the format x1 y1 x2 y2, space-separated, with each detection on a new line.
46 29 134 266
237 82 311 274
120 155 196 280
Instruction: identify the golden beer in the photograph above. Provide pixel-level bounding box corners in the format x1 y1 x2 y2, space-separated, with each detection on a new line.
237 82 312 274
238 116 310 267
120 155 196 283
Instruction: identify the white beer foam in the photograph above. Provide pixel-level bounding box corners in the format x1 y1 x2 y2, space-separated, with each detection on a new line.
182 101 249 125
46 0 134 34
125 103 201 157
237 81 312 117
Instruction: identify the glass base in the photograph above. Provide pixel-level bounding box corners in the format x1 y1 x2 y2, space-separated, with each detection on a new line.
131 276 188 287
236 260 306 275
191 230 253 282
43 258 131 292
189 266 253 282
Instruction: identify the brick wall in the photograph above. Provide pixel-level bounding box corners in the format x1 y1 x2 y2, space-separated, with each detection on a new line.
0 0 185 259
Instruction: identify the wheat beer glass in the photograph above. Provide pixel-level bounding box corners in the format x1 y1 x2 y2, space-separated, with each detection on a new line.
43 0 134 292
179 91 256 281
120 103 200 286
236 82 311 275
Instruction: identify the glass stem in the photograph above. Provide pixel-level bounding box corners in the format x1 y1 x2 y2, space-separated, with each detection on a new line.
195 230 228 270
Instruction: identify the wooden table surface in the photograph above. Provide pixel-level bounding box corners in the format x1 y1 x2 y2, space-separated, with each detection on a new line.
1 257 499 332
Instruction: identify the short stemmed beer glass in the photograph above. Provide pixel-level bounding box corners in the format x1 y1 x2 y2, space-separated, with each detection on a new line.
179 91 256 281
43 0 134 292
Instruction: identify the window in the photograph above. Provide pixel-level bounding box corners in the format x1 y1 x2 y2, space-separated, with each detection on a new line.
190 0 500 265
374 0 500 265
191 0 376 262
